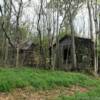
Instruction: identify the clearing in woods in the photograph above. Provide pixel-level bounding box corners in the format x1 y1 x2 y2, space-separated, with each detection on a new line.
0 68 99 100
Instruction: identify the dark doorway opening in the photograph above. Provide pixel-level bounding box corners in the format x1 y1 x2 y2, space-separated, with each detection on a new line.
63 47 71 64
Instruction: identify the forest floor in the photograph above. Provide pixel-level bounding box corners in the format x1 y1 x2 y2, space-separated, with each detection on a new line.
0 68 100 100
0 85 88 100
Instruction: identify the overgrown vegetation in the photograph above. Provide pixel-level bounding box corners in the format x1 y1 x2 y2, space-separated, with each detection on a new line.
57 86 100 100
0 68 100 100
0 68 98 92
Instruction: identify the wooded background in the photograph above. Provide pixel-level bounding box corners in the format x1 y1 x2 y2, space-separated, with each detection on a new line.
0 0 100 76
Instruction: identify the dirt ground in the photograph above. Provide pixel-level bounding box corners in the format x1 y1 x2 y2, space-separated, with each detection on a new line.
0 86 88 100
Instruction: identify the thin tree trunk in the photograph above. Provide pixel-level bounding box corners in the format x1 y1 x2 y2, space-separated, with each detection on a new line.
55 0 60 69
51 0 55 70
93 0 98 76
69 9 77 70
87 0 98 75
4 39 8 67
1 33 5 65
16 45 19 67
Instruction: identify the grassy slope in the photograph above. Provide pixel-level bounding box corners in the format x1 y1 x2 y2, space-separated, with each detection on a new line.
0 68 100 100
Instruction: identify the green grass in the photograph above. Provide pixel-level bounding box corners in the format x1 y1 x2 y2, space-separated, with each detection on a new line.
57 89 100 100
0 68 100 100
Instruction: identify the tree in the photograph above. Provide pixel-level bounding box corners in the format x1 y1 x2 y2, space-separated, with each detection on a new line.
0 0 31 67
47 0 84 70
87 0 99 76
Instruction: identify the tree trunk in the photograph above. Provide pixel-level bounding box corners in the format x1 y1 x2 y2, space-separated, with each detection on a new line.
87 0 98 76
16 45 19 67
69 10 77 70
55 1 60 69
4 39 8 67
93 0 98 76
